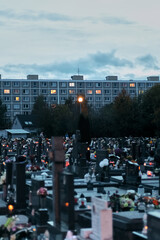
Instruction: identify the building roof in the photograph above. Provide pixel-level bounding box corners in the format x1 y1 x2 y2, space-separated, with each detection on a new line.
15 115 38 129
6 129 29 134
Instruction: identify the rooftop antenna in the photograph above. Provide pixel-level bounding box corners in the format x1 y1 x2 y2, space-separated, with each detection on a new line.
78 67 80 75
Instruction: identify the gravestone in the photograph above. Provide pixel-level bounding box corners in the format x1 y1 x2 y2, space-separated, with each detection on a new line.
148 211 160 240
59 171 75 231
31 178 44 209
125 161 141 185
16 161 26 209
80 197 112 240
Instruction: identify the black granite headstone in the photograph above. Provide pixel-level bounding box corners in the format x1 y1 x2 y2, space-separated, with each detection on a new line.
16 161 26 209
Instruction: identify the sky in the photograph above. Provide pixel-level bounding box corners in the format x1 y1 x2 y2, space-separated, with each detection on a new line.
0 0 160 80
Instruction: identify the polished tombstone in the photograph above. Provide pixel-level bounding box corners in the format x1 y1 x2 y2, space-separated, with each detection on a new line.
31 178 44 209
16 160 26 209
148 211 160 240
125 161 141 186
58 171 75 231
113 211 144 240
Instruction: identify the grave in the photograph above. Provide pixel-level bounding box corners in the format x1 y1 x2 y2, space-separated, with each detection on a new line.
79 197 113 240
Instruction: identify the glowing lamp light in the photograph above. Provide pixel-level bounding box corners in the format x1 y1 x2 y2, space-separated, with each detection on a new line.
65 202 69 207
87 147 90 151
65 160 70 167
149 162 153 166
33 228 36 232
147 171 153 177
8 204 14 211
144 163 146 166
145 226 148 230
78 96 83 103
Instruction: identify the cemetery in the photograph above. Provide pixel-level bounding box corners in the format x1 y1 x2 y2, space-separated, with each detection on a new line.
0 134 160 239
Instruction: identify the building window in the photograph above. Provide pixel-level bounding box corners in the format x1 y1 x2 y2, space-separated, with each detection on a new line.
23 82 29 87
4 97 10 101
4 89 10 94
14 104 20 110
69 90 75 94
104 97 110 101
88 97 93 101
23 89 29 94
104 90 110 94
130 83 135 87
61 97 67 101
96 97 101 101
86 82 92 87
51 97 57 101
4 82 10 86
13 82 19 87
138 83 145 87
6 104 11 110
15 97 20 101
139 90 144 94
51 82 57 87
105 83 111 87
33 89 37 95
61 82 67 87
23 97 29 101
60 89 66 94
96 90 101 94
13 89 20 94
23 104 29 109
130 90 135 94
42 89 47 94
96 83 101 87
69 82 75 87
121 83 128 88
42 82 47 87
87 90 93 94
113 83 119 87
51 90 56 94
113 90 119 95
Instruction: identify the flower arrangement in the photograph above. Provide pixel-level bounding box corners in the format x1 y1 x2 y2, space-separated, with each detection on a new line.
141 196 160 209
110 192 136 212
26 165 40 172
37 187 48 197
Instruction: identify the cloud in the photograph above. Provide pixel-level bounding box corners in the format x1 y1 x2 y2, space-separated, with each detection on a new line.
0 9 72 22
136 54 160 70
100 16 134 25
0 51 134 78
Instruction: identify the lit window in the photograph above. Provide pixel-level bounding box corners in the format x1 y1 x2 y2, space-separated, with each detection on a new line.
87 90 93 94
69 83 75 87
4 89 10 94
16 97 19 101
130 83 135 87
51 90 56 94
139 90 144 94
69 90 75 94
96 90 101 94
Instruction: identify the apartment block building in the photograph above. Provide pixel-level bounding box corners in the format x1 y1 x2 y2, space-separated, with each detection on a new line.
0 74 159 120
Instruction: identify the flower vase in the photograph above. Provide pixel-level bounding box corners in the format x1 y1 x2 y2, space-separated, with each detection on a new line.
39 196 46 208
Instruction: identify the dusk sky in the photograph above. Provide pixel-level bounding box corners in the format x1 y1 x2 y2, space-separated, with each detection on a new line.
0 0 160 80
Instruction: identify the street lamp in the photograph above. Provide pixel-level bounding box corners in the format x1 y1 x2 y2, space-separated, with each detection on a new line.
78 96 84 113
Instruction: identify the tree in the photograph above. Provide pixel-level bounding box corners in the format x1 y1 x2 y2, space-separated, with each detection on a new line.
0 98 8 129
32 95 53 136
